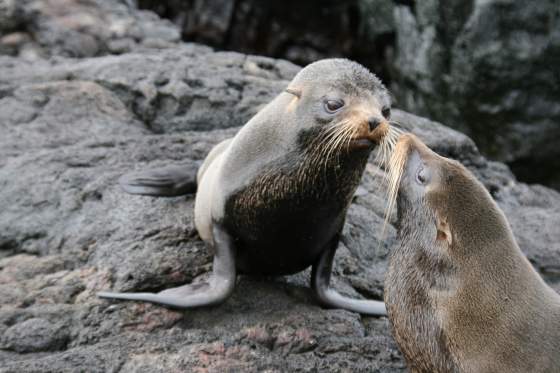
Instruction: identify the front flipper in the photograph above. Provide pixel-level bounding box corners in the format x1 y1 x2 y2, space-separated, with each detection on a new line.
98 223 236 308
311 236 387 316
119 163 198 197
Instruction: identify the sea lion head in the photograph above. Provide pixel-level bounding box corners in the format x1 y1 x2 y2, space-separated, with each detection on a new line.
283 59 394 156
388 133 509 254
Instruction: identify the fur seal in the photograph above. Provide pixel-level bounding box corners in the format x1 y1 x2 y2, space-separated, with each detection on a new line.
99 59 398 315
384 134 560 372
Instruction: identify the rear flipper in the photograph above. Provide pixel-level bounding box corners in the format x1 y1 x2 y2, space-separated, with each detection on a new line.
98 223 236 308
119 163 199 197
311 235 387 316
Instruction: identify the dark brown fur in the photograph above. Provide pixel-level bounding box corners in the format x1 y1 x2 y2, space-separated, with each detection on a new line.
223 128 371 275
385 134 560 373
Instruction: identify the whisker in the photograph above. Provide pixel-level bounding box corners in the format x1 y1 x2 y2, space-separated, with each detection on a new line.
380 138 408 239
388 121 405 133
326 122 351 166
321 122 350 172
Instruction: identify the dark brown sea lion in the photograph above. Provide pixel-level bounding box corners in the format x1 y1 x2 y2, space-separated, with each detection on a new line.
99 59 399 315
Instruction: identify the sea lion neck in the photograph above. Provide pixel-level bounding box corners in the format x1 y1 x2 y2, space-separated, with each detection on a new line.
260 142 371 206
223 142 370 231
387 222 461 373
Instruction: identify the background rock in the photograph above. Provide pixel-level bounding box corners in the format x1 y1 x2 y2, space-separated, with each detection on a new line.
137 0 396 83
0 1 559 372
0 0 180 60
392 0 560 189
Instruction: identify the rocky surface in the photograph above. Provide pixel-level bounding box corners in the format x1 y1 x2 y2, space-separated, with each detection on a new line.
134 0 560 190
0 1 559 372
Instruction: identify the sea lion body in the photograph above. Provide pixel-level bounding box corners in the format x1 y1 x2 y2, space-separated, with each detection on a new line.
100 59 393 315
385 134 560 372
199 64 386 275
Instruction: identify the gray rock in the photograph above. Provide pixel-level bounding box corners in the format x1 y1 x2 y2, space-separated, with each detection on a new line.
0 0 180 60
10 0 559 192
0 0 20 33
1 318 70 353
0 48 299 134
138 0 396 78
392 0 560 189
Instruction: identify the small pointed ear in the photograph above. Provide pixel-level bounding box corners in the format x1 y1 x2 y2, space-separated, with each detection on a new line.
436 215 452 246
285 88 302 99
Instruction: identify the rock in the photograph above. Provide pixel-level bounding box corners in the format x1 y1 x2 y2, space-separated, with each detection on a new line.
7 0 558 192
0 2 559 372
0 46 299 135
0 0 180 60
1 318 70 353
137 0 396 78
392 0 560 188
0 0 20 33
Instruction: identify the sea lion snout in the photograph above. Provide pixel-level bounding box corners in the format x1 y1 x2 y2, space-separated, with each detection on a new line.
368 117 381 131
347 119 389 149
384 133 440 222
346 111 390 149
395 134 439 173
367 119 390 142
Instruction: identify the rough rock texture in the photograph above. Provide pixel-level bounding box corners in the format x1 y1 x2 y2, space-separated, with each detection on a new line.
392 0 560 188
1 1 559 372
137 0 396 80
0 0 180 59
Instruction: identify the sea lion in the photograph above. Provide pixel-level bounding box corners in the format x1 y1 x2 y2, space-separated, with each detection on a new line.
384 133 560 372
99 59 398 315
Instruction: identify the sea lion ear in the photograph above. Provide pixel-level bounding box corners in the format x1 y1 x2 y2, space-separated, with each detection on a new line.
436 215 452 246
285 88 302 99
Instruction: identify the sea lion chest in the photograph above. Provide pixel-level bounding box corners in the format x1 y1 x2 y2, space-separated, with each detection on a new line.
222 151 366 275
385 236 461 373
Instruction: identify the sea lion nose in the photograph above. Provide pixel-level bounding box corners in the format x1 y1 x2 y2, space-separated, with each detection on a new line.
368 117 381 131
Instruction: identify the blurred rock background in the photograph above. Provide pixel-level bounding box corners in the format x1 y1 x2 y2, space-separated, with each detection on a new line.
0 1 559 372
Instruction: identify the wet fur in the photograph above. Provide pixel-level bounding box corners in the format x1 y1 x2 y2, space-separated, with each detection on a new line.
385 135 560 373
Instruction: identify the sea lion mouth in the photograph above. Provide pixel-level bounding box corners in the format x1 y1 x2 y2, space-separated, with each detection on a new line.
348 120 391 150
349 137 375 149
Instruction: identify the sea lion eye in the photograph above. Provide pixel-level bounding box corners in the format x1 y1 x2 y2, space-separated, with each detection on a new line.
416 165 428 185
382 107 391 119
324 99 345 113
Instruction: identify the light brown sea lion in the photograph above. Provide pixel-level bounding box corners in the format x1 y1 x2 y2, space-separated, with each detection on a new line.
384 133 560 372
